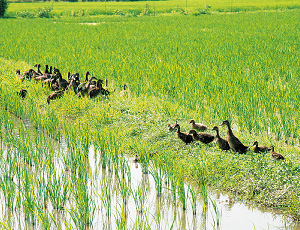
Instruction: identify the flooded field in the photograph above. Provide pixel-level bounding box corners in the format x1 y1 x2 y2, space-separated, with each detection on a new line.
0 113 299 229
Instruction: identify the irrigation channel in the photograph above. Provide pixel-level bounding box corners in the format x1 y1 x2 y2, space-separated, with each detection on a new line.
0 112 299 229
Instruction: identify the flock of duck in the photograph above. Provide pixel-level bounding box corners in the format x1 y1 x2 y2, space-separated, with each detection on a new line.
16 64 128 103
14 64 284 161
168 119 285 160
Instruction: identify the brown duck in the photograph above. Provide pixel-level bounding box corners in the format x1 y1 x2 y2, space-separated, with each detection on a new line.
188 129 214 144
18 89 27 99
189 119 208 131
252 141 271 153
175 124 193 144
47 90 64 104
212 126 230 150
269 146 285 160
220 120 249 154
33 64 42 75
168 121 178 131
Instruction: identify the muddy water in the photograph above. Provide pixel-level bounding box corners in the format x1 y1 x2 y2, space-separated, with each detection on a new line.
0 114 299 229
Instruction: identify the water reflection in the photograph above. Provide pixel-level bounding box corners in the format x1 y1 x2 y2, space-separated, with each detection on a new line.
1 113 300 230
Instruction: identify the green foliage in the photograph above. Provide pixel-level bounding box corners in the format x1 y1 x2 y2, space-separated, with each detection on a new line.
16 10 34 18
36 7 52 18
0 0 8 18
193 5 211 15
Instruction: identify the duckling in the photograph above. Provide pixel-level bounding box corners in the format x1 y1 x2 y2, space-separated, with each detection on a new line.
269 146 285 160
252 141 271 153
188 129 214 144
212 126 230 150
168 121 178 131
189 119 208 131
18 89 27 99
120 84 127 96
175 124 193 144
220 120 249 154
47 90 64 104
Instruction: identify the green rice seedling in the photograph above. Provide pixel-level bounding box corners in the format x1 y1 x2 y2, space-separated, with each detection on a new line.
117 175 130 205
170 174 177 204
97 175 112 216
34 206 51 230
177 166 187 210
210 197 222 228
116 156 131 182
130 182 148 213
115 202 127 230
149 164 163 197
22 164 36 225
47 171 69 211
189 185 197 215
0 170 15 209
192 157 208 207
0 218 12 230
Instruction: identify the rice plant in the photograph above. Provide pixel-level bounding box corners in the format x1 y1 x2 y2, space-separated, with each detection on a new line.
97 175 112 216
130 182 148 213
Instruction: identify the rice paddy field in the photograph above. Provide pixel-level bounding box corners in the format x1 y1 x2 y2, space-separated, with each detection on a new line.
0 0 300 229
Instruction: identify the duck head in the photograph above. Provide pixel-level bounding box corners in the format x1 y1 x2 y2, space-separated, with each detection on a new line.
188 129 197 135
212 126 219 131
220 120 230 127
189 119 195 124
252 141 258 146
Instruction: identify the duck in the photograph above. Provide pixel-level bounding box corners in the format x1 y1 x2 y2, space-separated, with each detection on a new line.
88 79 104 98
269 146 285 160
68 73 80 94
252 141 271 153
18 89 27 99
43 65 49 74
175 124 193 144
189 119 208 131
220 120 249 154
79 75 98 97
188 129 214 144
56 70 69 90
120 84 127 96
33 64 42 75
47 90 64 104
212 126 230 150
168 121 178 131
16 69 26 81
76 72 90 94
133 154 140 163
